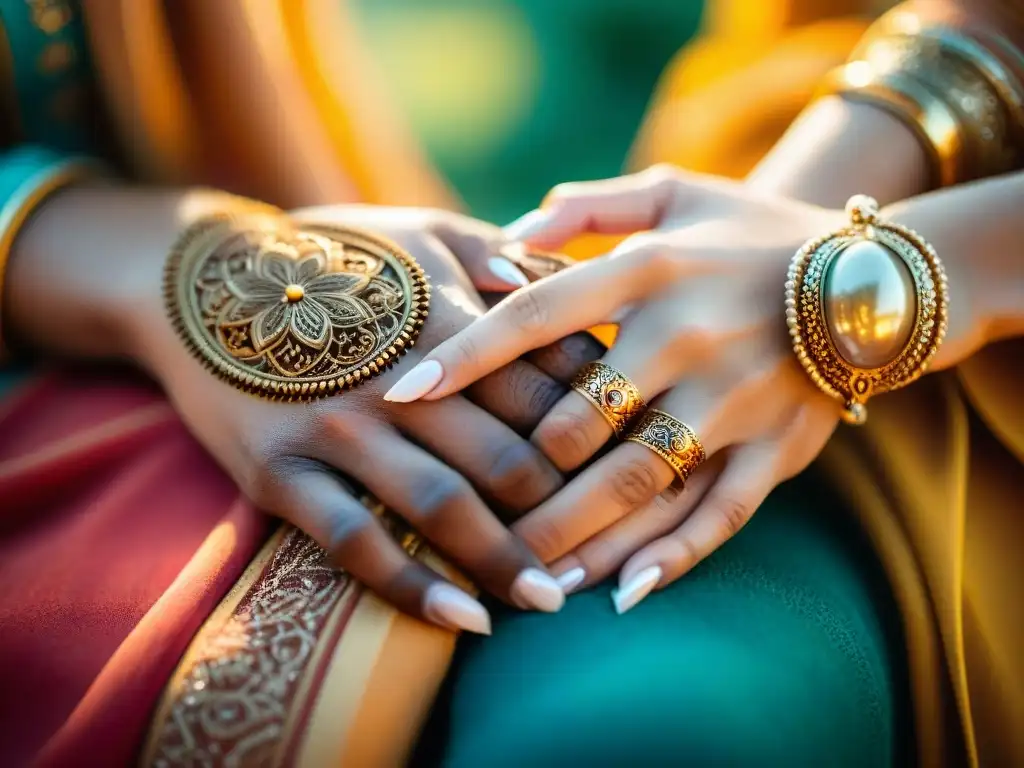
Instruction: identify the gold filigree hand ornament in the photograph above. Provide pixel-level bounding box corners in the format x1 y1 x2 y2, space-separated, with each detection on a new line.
165 212 429 399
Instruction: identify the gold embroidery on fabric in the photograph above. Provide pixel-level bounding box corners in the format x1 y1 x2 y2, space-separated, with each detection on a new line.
144 502 422 766
146 528 352 767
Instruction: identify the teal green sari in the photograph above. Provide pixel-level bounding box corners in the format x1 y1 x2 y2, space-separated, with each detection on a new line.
416 471 909 766
0 3 908 763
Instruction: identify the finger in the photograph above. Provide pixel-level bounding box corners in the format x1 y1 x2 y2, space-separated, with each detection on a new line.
465 359 569 436
312 412 565 613
392 393 563 514
512 441 675 564
279 468 492 634
549 458 722 593
383 248 670 403
530 310 685 472
429 212 531 292
526 331 605 383
503 165 683 247
515 382 740 564
612 443 778 614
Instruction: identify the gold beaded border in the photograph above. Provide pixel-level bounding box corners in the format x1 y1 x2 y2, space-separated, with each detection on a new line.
785 214 948 421
164 212 430 402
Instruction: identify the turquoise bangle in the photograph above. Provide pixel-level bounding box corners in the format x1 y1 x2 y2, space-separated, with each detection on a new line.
0 145 103 360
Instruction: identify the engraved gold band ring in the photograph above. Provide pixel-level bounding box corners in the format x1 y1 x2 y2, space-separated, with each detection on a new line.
569 361 647 436
624 409 706 485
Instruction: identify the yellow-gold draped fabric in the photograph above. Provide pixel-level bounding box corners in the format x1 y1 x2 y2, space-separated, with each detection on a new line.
610 1 1024 764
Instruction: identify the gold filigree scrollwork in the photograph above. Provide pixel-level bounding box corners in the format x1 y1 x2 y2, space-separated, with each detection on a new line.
165 214 430 400
625 409 706 485
785 196 948 425
142 498 423 766
570 360 647 436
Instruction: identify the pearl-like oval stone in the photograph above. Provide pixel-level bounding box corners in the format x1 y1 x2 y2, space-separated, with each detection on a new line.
823 240 917 368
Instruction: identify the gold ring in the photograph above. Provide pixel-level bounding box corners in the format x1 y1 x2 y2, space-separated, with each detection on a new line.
786 194 948 425
569 361 647 436
624 409 706 484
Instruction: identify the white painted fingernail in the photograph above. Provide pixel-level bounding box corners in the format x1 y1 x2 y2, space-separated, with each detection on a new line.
611 565 661 615
511 568 566 612
423 582 492 635
383 360 443 403
487 256 530 288
555 567 586 594
503 209 550 241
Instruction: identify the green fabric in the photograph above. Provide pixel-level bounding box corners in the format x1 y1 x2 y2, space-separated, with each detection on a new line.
0 0 97 153
416 471 909 767
351 0 704 224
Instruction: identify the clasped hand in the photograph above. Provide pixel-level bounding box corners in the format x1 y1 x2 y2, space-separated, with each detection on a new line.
140 204 602 635
386 167 847 612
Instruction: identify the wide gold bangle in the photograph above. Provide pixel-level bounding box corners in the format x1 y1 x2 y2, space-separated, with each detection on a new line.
786 195 948 425
819 21 1024 187
819 63 964 188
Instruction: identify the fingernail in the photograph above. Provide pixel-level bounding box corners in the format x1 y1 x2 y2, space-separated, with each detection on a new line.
384 360 444 403
423 582 492 635
487 256 530 288
503 209 550 241
511 568 566 612
611 565 661 615
555 567 586 594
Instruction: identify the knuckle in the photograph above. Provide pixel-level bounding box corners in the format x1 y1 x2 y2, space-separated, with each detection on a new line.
579 538 627 575
312 409 361 445
710 495 752 538
608 457 662 509
552 332 605 368
325 513 377 560
546 181 586 206
408 474 474 530
244 451 296 508
516 516 568 563
485 439 555 503
621 235 673 275
669 326 717 364
496 362 563 422
667 533 704 571
450 334 481 370
643 163 681 188
652 483 685 513
506 289 550 334
534 410 596 465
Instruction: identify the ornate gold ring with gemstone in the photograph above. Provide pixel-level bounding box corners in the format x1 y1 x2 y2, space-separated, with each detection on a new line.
785 194 948 425
165 212 429 400
570 361 647 436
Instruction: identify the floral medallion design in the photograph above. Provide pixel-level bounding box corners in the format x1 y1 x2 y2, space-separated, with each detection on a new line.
165 213 429 399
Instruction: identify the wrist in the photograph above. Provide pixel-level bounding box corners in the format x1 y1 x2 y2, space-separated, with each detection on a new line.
882 194 1024 369
6 184 275 373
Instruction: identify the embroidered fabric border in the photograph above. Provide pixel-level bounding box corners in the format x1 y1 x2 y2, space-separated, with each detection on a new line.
142 526 358 767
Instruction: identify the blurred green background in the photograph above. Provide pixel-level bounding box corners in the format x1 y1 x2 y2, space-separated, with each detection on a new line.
351 0 704 223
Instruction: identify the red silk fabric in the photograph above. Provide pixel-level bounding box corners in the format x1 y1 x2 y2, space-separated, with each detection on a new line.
0 371 267 766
